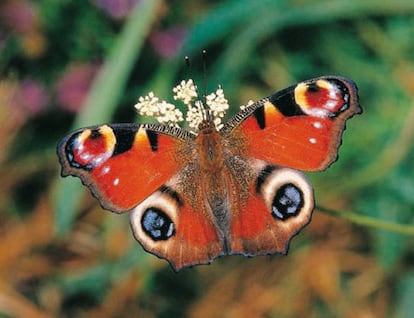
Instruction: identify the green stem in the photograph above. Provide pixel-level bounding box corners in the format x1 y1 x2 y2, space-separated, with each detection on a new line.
53 0 162 235
317 205 414 236
75 0 162 126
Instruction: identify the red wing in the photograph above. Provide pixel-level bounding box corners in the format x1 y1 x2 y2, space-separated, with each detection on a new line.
129 173 224 271
57 123 195 213
227 159 314 257
221 76 362 171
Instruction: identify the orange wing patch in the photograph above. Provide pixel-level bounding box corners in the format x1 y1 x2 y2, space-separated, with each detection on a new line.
58 124 193 213
238 115 338 171
225 76 361 171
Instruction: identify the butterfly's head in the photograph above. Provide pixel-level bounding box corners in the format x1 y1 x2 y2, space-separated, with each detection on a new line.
134 79 230 133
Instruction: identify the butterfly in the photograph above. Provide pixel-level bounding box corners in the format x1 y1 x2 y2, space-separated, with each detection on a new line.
57 76 361 271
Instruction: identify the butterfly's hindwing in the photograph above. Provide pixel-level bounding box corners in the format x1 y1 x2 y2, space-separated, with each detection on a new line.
130 170 225 271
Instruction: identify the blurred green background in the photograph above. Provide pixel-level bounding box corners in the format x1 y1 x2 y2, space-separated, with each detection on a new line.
1 0 414 317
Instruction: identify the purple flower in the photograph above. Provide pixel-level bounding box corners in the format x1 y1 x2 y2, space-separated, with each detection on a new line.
1 0 39 34
19 79 49 114
150 26 187 59
55 63 100 113
3 78 49 117
93 0 141 20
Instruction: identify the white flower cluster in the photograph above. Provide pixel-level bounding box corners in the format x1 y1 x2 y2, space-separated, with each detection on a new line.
185 100 204 131
134 92 183 125
173 79 198 105
204 87 229 130
134 79 230 132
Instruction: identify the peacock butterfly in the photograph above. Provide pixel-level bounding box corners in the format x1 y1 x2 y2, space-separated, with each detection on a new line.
57 76 361 271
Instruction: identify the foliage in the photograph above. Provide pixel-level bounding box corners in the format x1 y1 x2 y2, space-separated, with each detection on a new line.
1 0 414 317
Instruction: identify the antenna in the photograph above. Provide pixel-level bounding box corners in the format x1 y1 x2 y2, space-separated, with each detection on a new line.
185 55 191 70
202 49 208 96
184 54 200 100
201 50 209 112
184 52 212 122
184 53 208 107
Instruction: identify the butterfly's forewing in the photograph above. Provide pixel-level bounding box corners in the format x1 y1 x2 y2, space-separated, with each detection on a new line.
57 123 195 213
222 76 362 171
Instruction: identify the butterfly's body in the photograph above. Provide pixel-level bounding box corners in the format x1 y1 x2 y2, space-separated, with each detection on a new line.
58 76 361 271
197 127 230 247
183 120 256 255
